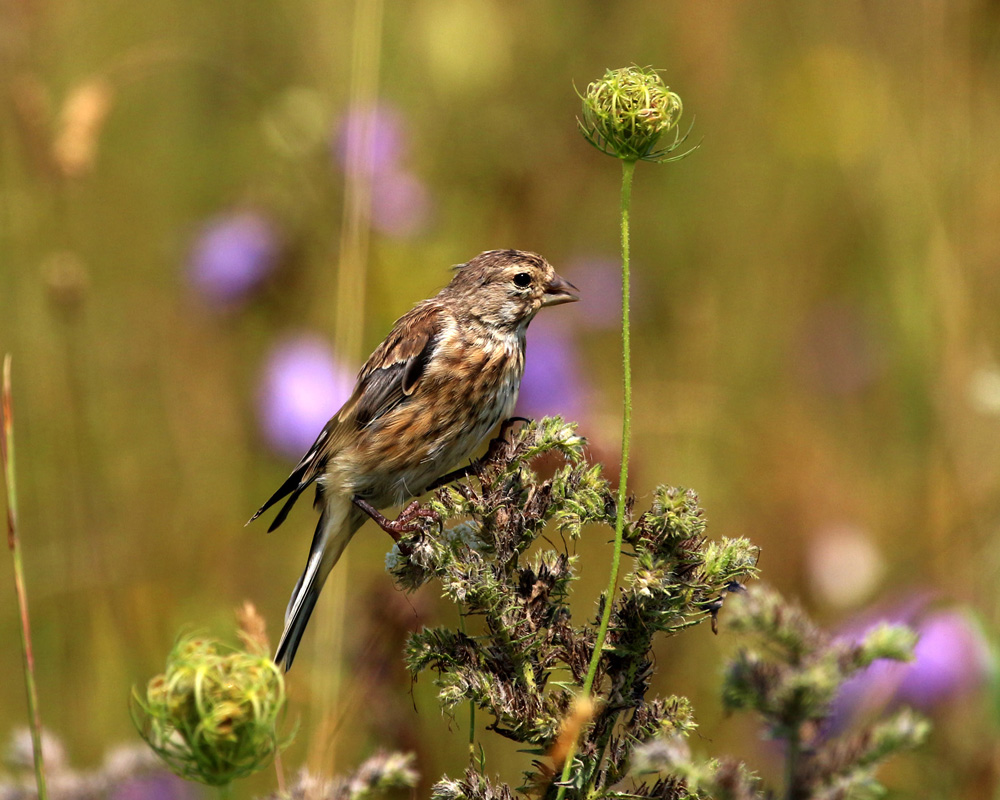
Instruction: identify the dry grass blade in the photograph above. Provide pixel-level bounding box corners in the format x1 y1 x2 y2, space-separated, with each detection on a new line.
2 354 49 800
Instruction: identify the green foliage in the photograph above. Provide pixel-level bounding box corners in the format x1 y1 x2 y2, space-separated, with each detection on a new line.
720 585 930 799
130 635 289 787
389 417 760 799
383 420 928 800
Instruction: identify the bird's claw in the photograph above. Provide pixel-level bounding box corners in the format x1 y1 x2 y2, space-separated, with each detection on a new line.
352 496 439 542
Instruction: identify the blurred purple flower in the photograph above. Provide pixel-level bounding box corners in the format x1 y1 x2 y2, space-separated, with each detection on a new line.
332 102 407 178
830 602 994 732
257 334 355 460
188 211 280 307
371 170 432 237
515 317 588 422
112 774 194 800
897 611 993 708
332 103 432 238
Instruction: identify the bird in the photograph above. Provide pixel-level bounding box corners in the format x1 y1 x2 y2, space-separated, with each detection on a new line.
248 249 579 670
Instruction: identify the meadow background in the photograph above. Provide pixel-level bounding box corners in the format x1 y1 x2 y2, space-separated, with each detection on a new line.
2 1 999 797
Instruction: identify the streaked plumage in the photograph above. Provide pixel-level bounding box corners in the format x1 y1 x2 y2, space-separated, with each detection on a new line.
249 249 578 670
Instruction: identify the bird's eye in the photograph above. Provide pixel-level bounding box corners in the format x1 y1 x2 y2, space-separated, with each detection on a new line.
513 272 532 288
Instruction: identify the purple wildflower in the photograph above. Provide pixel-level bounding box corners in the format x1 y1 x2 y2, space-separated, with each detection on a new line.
515 316 588 422
371 170 432 237
896 611 994 708
257 334 355 460
332 102 432 238
332 102 407 178
188 211 280 307
111 774 195 800
830 601 994 731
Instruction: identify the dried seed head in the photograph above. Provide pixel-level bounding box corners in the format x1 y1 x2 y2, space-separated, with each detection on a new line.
54 78 114 178
548 696 596 768
236 600 271 656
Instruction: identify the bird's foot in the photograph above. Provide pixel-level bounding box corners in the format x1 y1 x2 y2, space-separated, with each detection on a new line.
352 496 440 543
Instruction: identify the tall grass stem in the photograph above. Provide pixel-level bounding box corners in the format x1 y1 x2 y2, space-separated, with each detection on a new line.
2 355 49 800
310 0 383 774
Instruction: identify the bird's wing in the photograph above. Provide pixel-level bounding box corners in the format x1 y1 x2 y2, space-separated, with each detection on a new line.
353 302 441 427
248 304 443 532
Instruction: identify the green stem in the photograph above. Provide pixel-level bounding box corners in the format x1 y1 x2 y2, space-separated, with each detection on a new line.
555 158 636 800
2 356 48 800
459 613 476 762
784 725 801 800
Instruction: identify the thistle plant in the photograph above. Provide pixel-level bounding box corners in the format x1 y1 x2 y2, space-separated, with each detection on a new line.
384 424 928 798
389 417 760 800
719 585 930 800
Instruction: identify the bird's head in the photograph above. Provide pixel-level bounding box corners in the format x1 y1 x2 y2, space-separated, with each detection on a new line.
446 249 579 329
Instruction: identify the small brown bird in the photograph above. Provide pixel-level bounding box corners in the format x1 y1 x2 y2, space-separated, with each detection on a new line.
249 249 578 669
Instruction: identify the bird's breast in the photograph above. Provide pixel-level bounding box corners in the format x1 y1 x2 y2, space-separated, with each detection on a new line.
338 329 525 507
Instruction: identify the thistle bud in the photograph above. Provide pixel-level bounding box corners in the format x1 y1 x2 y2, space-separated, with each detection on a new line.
131 635 288 787
578 66 690 163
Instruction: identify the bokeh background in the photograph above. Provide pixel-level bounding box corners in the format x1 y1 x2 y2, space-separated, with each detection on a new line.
2 1 999 797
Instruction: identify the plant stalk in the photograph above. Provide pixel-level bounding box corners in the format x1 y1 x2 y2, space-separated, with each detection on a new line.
460 612 477 761
556 158 636 799
2 355 48 800
784 725 801 800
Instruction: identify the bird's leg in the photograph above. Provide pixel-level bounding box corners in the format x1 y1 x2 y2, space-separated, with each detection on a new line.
425 416 531 492
352 496 439 542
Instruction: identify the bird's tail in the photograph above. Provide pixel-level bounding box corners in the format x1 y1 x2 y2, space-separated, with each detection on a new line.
274 495 366 671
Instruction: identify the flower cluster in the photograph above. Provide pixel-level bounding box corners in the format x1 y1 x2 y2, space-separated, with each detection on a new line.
0 729 192 800
332 103 432 237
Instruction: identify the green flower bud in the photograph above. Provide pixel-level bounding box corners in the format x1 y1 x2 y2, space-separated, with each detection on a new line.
130 635 289 787
578 66 692 163
856 622 918 667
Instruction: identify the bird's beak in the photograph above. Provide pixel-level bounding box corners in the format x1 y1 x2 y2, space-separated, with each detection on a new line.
541 273 579 307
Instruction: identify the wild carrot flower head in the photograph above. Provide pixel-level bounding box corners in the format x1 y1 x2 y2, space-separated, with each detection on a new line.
130 636 288 787
579 66 690 163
